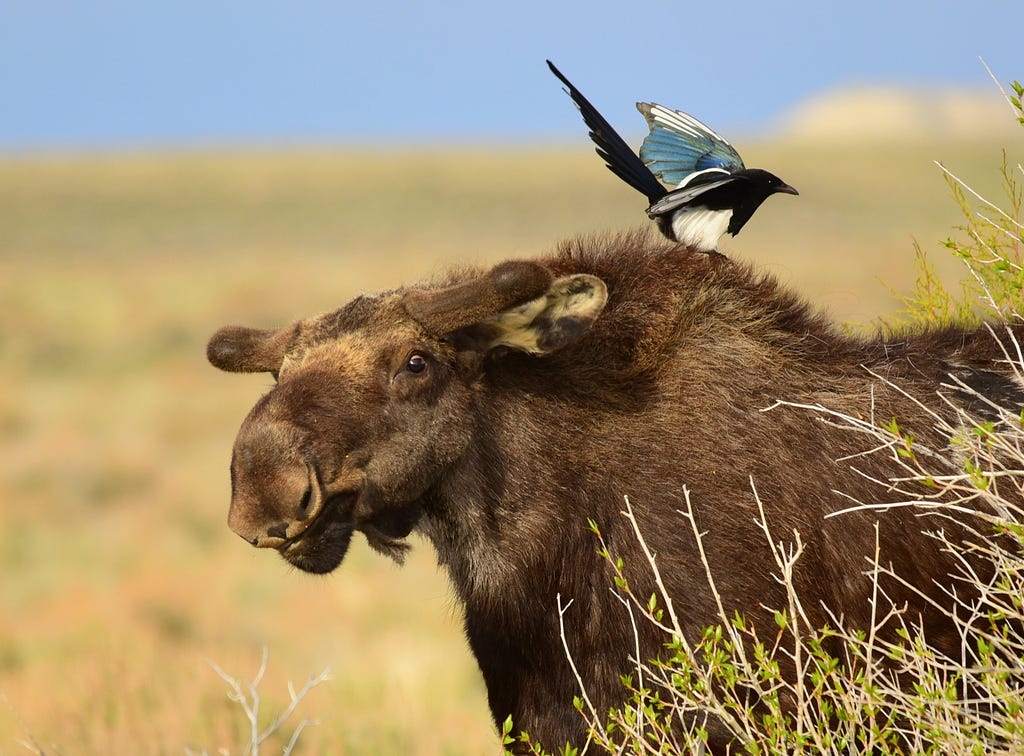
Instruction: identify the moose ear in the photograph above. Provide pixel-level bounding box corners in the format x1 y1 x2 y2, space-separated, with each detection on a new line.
453 274 608 355
206 323 299 373
404 260 554 336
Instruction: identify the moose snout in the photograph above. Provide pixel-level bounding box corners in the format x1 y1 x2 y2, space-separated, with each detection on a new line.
227 461 366 549
227 483 324 548
229 520 290 548
227 495 293 548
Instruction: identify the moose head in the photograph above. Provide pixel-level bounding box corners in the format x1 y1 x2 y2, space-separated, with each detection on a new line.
207 260 607 574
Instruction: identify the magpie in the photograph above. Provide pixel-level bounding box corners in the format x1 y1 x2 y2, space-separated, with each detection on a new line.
548 60 797 253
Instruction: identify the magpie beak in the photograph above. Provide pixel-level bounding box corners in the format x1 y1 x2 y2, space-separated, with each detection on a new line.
548 60 797 255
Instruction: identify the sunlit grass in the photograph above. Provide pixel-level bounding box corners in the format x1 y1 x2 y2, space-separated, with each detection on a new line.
0 138 1011 753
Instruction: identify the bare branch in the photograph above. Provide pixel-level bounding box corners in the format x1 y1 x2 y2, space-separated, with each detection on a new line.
204 649 329 756
556 593 605 746
2 691 46 756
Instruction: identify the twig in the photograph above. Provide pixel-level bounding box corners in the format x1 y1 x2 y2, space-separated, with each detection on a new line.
622 495 686 642
2 691 46 755
609 587 645 739
205 648 329 756
556 594 605 748
935 161 1023 231
979 57 1021 124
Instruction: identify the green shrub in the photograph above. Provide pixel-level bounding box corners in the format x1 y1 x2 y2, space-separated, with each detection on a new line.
885 79 1023 330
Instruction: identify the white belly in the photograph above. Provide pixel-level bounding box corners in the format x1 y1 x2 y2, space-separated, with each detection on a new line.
670 207 733 252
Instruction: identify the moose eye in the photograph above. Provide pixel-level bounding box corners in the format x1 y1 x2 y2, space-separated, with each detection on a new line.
405 352 428 374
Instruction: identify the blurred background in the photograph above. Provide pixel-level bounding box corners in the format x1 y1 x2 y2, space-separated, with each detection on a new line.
1 1 1021 752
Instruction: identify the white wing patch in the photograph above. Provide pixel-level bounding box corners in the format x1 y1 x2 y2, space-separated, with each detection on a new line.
676 167 731 190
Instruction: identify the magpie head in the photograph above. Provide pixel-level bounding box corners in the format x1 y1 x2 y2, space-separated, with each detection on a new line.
722 168 799 239
744 168 799 198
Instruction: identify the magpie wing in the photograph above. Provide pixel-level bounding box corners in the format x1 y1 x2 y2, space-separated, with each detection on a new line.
645 171 736 217
547 61 666 203
637 103 745 187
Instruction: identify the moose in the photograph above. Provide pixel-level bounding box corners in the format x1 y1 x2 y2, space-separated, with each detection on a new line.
207 231 1021 751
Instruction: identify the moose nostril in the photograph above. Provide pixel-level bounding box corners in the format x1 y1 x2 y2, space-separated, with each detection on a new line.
296 485 313 520
267 522 288 540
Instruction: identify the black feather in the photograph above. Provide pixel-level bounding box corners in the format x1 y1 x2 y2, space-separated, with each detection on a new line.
547 60 666 204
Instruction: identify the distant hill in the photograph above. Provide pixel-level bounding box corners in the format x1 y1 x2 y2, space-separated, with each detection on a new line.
778 86 1020 140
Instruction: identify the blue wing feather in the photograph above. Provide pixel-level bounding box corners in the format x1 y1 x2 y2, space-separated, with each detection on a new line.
637 103 744 187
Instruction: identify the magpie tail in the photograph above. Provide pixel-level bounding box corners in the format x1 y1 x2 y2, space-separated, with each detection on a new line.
547 60 666 204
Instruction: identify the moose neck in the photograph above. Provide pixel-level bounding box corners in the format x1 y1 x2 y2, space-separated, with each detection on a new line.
414 383 647 742
418 391 579 604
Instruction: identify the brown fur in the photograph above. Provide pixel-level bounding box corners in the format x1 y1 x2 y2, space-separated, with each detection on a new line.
207 230 1022 752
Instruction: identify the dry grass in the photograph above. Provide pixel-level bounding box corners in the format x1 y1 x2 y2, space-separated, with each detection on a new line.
0 138 1010 753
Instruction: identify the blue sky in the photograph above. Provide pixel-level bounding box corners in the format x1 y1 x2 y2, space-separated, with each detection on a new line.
1 1 1021 152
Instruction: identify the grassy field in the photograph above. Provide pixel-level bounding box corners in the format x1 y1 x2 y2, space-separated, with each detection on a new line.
0 137 1014 754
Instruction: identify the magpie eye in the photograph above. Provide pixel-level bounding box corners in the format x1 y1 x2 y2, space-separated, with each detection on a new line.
405 352 428 374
